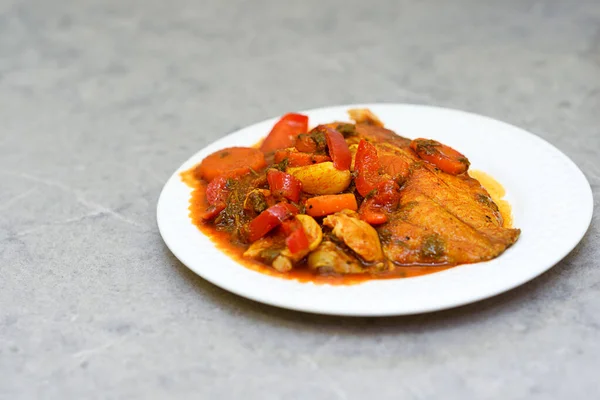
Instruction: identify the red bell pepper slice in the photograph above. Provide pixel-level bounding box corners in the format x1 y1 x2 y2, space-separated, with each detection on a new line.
359 199 388 225
281 219 310 254
201 176 232 220
354 140 381 197
324 127 351 170
267 170 303 203
358 180 401 225
410 138 470 175
247 203 298 242
260 113 309 154
205 176 230 205
200 203 226 221
373 179 401 207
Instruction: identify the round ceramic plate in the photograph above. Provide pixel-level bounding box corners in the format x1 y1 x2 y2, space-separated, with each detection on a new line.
157 104 593 316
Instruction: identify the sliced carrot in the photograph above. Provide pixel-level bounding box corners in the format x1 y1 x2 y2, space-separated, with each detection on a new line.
200 203 226 220
196 147 266 182
274 149 331 167
410 139 470 175
305 193 358 217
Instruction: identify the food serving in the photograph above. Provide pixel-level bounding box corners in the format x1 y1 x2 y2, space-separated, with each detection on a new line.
181 108 520 283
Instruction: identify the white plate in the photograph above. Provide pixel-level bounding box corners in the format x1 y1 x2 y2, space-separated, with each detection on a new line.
157 104 593 316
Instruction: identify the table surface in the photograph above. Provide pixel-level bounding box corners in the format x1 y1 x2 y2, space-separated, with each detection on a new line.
1 0 599 399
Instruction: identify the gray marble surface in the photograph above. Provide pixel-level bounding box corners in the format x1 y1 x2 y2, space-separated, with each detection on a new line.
1 0 599 398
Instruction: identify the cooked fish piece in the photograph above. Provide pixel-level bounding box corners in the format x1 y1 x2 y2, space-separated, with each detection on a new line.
244 238 295 273
243 236 284 262
348 108 384 127
294 215 323 252
353 123 520 266
307 241 365 274
272 255 293 272
323 210 384 262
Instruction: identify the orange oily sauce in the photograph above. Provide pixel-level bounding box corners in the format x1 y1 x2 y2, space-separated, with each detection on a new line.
181 168 512 285
469 170 513 228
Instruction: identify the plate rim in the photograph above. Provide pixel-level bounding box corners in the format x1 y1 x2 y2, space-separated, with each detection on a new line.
157 102 594 316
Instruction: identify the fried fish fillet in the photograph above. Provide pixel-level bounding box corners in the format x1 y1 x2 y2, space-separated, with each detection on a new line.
356 124 521 266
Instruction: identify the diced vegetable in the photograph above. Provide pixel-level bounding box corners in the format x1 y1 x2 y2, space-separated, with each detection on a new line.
295 215 323 251
281 219 310 254
267 169 302 203
274 149 331 167
303 127 329 152
357 180 401 225
358 198 388 225
354 140 381 196
294 134 318 153
348 143 358 171
410 138 470 175
197 147 267 182
200 203 226 221
373 179 401 207
260 113 309 153
305 193 358 217
286 229 309 254
247 203 298 242
324 127 351 170
205 176 230 205
286 162 351 195
202 176 232 221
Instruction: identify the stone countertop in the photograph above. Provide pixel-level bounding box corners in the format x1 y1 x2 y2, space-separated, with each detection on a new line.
1 0 599 399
